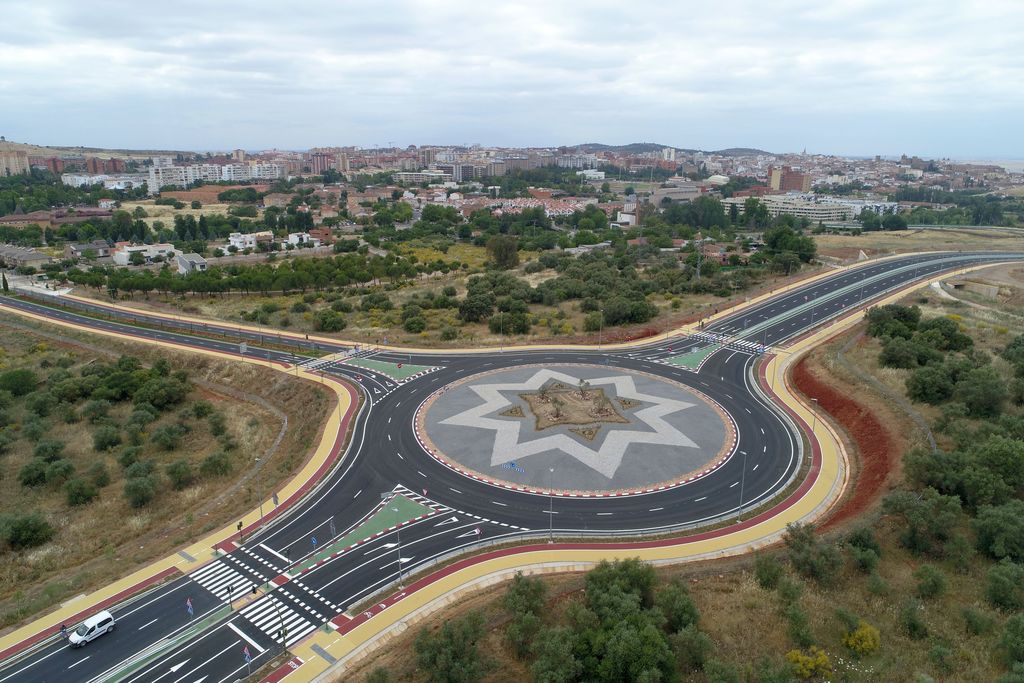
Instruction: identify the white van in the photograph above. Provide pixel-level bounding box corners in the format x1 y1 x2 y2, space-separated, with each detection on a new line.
68 610 116 647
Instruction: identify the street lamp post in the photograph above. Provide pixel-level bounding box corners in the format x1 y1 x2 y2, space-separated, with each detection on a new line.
548 468 555 543
392 505 403 588
738 448 748 519
810 397 819 435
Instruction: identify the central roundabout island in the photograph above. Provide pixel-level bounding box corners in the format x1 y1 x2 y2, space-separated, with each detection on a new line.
417 364 735 495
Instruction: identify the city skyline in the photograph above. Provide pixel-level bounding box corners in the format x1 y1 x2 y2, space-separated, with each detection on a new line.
2 1 1022 158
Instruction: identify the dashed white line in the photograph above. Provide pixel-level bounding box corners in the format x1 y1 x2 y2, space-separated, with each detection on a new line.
138 618 158 630
753 464 759 471
449 487 462 494
729 482 738 488
353 489 362 498
596 512 613 516
387 434 392 441
396 452 404 460
67 657 90 669
694 496 707 502
649 507 664 512
417 470 427 478
491 501 507 506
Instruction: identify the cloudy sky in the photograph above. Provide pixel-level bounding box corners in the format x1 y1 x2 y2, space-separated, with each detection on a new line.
1 0 1021 158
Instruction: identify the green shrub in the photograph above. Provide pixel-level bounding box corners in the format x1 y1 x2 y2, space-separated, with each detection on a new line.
93 424 121 451
914 564 947 599
18 458 48 487
403 316 426 334
785 603 814 647
33 439 65 462
899 600 928 639
151 423 188 450
124 475 157 508
118 445 142 469
192 400 214 418
671 624 712 672
208 412 226 436
45 459 74 485
166 459 195 490
82 399 112 423
25 391 56 417
963 606 995 636
0 368 38 396
65 477 98 506
755 553 784 589
440 326 459 342
200 450 232 477
987 560 1024 611
929 644 954 674
784 523 842 585
290 301 309 313
87 461 110 488
1002 615 1024 664
0 512 54 549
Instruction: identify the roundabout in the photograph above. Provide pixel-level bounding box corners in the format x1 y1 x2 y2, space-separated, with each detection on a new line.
2 250 1023 683
417 364 734 495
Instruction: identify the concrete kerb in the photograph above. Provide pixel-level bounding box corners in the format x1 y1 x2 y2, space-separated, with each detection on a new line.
0 302 359 662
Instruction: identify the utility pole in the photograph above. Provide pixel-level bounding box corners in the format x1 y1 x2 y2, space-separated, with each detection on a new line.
548 468 555 543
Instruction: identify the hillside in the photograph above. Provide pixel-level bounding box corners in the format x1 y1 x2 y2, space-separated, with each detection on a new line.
0 139 189 159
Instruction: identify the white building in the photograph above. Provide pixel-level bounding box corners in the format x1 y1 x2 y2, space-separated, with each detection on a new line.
61 173 147 190
576 169 606 181
393 170 452 184
112 243 178 266
176 252 208 275
228 231 274 251
287 232 321 247
148 163 283 190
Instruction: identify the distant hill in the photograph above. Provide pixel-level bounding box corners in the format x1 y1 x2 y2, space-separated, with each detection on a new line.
0 139 190 159
712 147 773 157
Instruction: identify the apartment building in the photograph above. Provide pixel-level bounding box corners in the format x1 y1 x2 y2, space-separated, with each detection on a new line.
148 163 283 190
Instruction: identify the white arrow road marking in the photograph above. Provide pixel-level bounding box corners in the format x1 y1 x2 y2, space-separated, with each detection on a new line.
434 516 460 527
455 528 482 539
227 623 265 654
189 677 207 683
170 661 190 673
365 542 399 555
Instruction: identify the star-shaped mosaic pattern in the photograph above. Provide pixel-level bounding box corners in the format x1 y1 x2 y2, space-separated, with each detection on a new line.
439 369 698 479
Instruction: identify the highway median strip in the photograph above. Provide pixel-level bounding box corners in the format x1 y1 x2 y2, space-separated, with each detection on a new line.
291 494 435 575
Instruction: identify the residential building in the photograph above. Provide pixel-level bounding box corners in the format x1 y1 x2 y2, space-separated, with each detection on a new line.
148 163 283 190
721 196 853 222
232 149 246 162
228 231 274 251
287 232 320 247
393 170 452 184
309 152 334 174
767 166 812 192
176 252 208 275
0 245 51 267
309 227 335 245
111 243 177 266
65 240 113 259
649 180 703 205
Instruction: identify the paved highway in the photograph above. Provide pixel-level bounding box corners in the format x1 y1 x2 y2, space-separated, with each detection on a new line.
0 250 1019 682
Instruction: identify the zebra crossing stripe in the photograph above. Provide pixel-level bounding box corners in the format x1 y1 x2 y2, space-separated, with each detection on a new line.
240 595 319 646
189 561 252 599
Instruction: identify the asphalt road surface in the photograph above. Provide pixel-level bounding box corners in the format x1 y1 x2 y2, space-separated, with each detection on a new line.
0 250 1020 682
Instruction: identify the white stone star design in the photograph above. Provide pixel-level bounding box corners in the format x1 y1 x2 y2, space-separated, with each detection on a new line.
439 369 698 479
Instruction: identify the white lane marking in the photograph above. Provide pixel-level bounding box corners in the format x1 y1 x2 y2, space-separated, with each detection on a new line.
387 434 392 441
139 618 159 630
491 501 507 506
449 487 462 494
353 489 362 498
694 496 707 502
387 417 391 424
745 408 751 414
396 452 404 460
763 445 767 453
169 641 239 683
729 482 738 488
258 543 289 564
596 512 613 516
417 470 427 478
649 507 664 512
760 427 765 435
227 622 265 654
68 656 91 669
753 464 759 471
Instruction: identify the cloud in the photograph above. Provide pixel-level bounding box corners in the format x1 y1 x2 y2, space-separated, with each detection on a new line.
0 0 1021 156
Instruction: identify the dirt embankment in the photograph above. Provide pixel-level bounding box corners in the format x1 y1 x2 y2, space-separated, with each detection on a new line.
790 339 905 531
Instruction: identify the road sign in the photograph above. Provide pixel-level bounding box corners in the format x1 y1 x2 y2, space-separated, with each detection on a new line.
239 342 248 354
243 645 251 663
311 536 317 549
186 597 193 617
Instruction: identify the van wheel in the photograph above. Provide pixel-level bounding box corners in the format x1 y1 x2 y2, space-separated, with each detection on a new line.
108 624 116 633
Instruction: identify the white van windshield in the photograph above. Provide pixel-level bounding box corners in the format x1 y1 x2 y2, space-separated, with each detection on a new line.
75 624 88 637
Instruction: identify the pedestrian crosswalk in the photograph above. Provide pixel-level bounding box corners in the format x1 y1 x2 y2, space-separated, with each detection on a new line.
239 593 320 647
689 331 767 354
189 560 255 601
